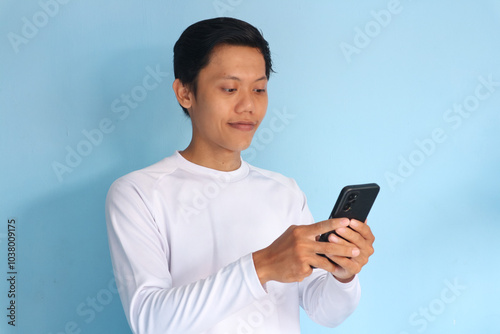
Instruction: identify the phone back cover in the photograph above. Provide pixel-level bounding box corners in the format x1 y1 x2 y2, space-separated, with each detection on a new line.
329 183 380 222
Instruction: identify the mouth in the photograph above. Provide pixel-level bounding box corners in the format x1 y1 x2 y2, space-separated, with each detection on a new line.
228 121 257 131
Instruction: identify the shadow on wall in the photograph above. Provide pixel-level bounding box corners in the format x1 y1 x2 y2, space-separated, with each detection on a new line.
51 45 188 184
16 48 186 334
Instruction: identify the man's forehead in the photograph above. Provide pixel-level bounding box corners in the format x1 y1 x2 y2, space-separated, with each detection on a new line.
208 44 264 64
202 46 266 78
219 75 267 82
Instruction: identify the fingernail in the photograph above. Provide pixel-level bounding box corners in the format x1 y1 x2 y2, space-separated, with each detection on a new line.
350 219 358 227
337 227 346 234
341 218 350 226
329 234 340 243
352 248 360 257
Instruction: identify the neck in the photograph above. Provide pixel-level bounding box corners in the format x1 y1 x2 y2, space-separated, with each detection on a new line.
180 142 242 172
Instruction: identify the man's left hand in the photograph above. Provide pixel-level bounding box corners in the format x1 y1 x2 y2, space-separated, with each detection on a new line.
321 219 375 282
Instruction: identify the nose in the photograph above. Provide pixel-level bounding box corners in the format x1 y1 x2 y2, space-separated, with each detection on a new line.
235 89 254 114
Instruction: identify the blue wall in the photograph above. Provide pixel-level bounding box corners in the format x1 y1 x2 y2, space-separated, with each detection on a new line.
1 1 499 333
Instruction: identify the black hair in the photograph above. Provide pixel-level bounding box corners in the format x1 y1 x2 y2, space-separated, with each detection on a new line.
173 17 273 116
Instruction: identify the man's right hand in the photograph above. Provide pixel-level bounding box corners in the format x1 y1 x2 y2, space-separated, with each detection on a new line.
252 218 360 285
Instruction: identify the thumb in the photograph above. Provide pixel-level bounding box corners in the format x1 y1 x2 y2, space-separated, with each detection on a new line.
308 218 350 237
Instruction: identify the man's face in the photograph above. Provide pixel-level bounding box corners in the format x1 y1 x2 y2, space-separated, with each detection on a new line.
186 44 268 154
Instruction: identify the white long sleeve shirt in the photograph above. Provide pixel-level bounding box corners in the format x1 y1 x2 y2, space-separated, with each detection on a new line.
105 151 360 334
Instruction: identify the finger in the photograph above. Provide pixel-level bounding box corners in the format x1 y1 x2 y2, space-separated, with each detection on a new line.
309 254 339 273
327 232 351 246
306 218 350 237
335 226 364 245
335 226 374 258
348 219 375 242
327 255 361 276
317 242 360 258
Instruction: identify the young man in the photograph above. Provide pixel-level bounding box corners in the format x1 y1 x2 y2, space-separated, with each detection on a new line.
106 17 375 334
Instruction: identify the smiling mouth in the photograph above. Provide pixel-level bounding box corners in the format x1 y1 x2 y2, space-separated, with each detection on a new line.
228 121 257 131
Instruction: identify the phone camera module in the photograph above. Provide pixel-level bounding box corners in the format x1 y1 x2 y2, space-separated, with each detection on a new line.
348 193 358 202
342 203 352 212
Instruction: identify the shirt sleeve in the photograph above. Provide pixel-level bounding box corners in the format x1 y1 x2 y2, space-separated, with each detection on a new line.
105 178 267 334
296 189 361 327
299 270 361 327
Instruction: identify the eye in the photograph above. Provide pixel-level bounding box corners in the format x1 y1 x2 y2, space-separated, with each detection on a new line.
254 88 266 93
223 88 237 93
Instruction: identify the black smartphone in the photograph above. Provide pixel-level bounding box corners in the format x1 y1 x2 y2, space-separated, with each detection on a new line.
319 183 380 243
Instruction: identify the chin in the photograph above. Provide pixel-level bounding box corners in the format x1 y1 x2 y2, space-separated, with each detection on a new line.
229 138 253 151
227 142 252 153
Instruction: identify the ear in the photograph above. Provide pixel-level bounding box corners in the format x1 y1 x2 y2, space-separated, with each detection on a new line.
172 79 193 110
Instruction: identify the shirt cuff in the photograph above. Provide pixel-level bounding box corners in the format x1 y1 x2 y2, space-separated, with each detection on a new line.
328 273 360 290
239 253 268 299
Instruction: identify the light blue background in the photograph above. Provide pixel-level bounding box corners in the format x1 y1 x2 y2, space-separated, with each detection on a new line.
1 0 500 333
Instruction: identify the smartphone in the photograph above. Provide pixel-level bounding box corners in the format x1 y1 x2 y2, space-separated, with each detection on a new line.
319 183 380 243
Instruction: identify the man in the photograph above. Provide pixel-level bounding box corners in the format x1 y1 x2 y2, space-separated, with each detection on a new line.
106 17 375 334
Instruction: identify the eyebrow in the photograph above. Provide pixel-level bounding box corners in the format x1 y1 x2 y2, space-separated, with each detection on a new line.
221 75 267 82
